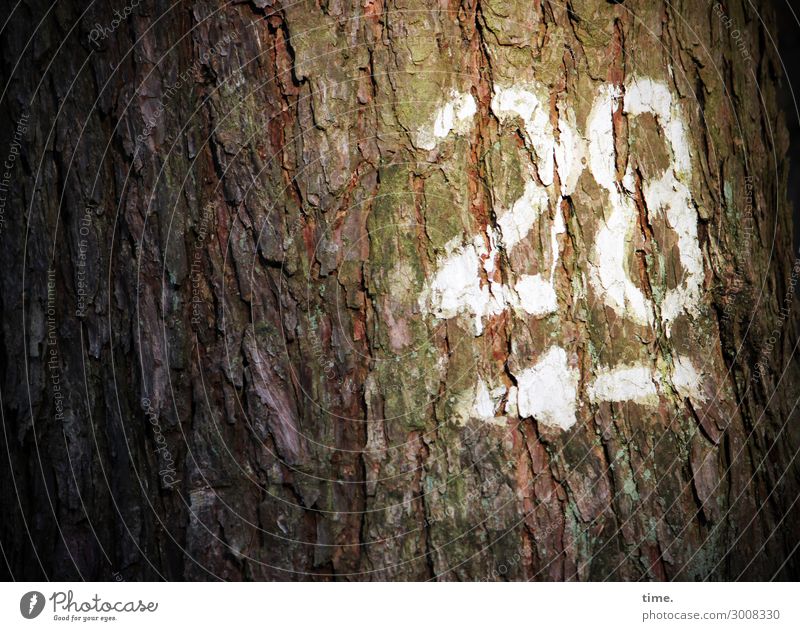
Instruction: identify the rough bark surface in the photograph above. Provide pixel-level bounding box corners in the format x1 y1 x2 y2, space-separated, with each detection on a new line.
1 0 799 580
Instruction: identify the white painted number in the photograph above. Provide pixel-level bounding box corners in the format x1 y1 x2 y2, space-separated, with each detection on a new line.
417 78 707 429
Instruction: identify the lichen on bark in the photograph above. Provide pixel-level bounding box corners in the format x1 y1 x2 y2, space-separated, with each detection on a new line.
1 0 798 582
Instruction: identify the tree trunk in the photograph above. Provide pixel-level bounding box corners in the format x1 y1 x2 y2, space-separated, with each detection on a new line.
2 0 799 581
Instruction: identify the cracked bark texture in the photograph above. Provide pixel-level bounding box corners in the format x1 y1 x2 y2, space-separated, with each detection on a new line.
1 0 799 580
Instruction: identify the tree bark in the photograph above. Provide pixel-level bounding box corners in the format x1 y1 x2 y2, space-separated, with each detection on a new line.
1 0 799 580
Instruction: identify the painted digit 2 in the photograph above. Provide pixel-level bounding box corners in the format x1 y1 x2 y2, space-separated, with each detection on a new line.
417 78 708 430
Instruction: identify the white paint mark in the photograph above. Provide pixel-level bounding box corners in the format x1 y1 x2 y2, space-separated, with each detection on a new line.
514 346 579 430
547 203 566 289
587 84 654 327
453 378 508 425
416 90 477 150
420 177 564 331
505 385 518 416
513 274 558 316
625 78 703 335
586 83 622 191
589 194 654 326
491 85 556 186
587 363 659 405
671 355 707 402
555 109 586 196
644 173 704 333
418 235 504 335
420 83 579 335
586 356 708 407
496 178 550 249
624 77 691 180
492 85 585 195
550 203 565 275
587 78 703 333
491 157 566 318
418 77 708 428
473 379 496 420
510 202 565 316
